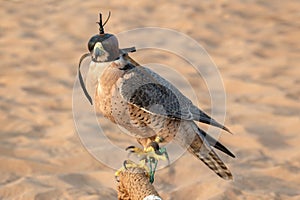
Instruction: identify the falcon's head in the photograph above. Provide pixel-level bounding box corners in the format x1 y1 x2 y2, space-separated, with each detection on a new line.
87 12 119 62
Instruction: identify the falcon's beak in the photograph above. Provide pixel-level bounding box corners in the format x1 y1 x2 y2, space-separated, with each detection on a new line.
92 42 107 62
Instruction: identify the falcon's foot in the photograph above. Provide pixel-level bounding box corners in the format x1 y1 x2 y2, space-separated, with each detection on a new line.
115 159 149 181
126 143 169 162
125 141 169 183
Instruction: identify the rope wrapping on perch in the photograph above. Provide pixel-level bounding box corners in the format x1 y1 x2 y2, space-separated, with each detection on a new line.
117 167 162 200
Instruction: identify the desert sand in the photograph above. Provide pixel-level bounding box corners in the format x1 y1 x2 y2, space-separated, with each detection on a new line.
1 0 299 199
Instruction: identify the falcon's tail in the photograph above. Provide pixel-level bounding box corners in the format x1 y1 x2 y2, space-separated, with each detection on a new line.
187 128 233 180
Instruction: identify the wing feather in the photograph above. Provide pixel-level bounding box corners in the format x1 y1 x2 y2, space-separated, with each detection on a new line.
119 58 231 132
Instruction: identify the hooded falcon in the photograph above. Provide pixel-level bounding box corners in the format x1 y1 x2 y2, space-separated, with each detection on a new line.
78 12 235 182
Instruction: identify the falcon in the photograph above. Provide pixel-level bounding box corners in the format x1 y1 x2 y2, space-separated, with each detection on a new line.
78 12 235 183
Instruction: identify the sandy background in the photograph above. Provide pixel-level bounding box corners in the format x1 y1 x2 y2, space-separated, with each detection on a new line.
1 0 300 199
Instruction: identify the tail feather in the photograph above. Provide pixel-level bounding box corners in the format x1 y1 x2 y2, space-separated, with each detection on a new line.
197 127 235 158
188 145 233 180
199 150 233 180
187 124 233 180
175 121 234 180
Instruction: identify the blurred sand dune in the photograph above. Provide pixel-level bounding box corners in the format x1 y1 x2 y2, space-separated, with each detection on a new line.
0 0 299 199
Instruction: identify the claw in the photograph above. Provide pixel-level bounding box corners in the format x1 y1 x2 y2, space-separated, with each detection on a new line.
115 159 150 181
123 159 141 169
123 160 129 170
126 146 145 157
125 145 135 151
115 159 136 181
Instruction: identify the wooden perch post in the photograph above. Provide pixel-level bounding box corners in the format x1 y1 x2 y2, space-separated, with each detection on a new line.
117 167 162 200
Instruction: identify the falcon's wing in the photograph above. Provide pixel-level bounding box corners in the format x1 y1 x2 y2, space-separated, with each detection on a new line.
118 56 231 133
